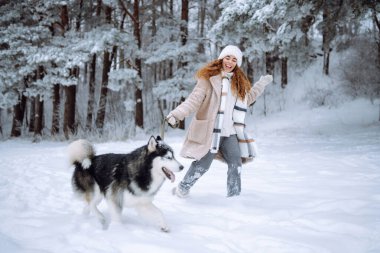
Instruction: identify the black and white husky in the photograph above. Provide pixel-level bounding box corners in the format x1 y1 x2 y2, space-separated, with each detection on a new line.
68 136 183 232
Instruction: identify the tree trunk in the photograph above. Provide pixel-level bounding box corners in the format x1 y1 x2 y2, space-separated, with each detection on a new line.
152 0 157 37
133 0 144 128
95 5 113 132
59 2 77 139
152 0 157 84
265 52 275 75
118 0 141 131
372 7 380 67
95 50 111 131
247 60 254 84
0 108 3 136
34 95 44 137
34 66 45 137
76 0 83 31
86 54 96 131
84 0 101 131
263 92 267 117
180 0 189 49
168 0 174 80
63 84 76 139
322 4 331 76
83 62 88 87
51 84 60 135
178 0 189 130
301 15 315 47
29 97 35 132
169 0 173 14
50 2 71 136
322 1 342 75
323 48 330 75
63 68 78 139
281 57 288 89
11 93 27 137
264 52 274 117
197 0 206 54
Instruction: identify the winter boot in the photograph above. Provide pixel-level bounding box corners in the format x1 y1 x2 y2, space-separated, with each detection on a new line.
172 187 189 198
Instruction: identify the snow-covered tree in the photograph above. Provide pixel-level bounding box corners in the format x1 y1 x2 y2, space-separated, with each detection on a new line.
0 1 54 137
210 0 316 81
143 0 211 131
0 0 138 138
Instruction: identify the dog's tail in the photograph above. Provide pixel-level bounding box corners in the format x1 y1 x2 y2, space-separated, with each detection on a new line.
67 139 95 169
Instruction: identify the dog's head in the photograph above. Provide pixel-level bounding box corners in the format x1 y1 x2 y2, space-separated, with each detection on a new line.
148 135 184 182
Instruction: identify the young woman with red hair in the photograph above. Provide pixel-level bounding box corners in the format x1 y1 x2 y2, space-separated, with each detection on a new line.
166 45 273 197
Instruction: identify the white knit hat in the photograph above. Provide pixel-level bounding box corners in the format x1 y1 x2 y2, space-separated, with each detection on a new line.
218 45 243 67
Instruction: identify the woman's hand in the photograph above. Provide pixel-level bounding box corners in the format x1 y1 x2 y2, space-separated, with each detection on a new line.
166 114 179 128
258 75 273 86
248 74 274 105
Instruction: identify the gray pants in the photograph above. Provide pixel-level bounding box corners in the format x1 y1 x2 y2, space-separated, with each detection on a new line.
178 135 242 197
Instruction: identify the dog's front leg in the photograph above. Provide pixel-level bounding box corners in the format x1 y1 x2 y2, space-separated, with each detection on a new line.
135 202 169 232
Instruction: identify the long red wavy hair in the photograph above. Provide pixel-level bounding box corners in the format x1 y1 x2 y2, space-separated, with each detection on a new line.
196 59 251 100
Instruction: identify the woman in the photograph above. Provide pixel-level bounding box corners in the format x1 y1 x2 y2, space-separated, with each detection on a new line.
166 45 273 197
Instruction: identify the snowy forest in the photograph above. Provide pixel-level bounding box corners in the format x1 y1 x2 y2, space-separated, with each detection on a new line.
1 1 380 252
0 0 379 141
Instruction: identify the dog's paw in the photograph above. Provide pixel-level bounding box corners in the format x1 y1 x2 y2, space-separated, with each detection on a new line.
160 226 170 233
172 187 189 198
99 217 109 230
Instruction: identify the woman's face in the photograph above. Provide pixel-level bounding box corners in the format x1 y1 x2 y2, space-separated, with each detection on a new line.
222 55 237 73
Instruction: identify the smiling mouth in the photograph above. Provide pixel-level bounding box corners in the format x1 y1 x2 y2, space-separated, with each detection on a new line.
224 64 234 70
162 167 175 182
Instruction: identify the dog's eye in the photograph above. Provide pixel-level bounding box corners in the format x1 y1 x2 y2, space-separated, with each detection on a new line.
165 156 173 160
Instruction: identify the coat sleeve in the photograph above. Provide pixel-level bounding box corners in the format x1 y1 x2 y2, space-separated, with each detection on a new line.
169 78 209 121
247 78 267 106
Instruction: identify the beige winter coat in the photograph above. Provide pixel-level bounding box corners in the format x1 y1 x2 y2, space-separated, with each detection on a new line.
170 73 268 161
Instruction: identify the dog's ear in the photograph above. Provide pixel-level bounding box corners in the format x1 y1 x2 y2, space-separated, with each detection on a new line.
148 136 157 152
156 135 162 141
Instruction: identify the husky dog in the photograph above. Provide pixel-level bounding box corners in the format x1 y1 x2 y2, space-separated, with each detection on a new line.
68 136 184 232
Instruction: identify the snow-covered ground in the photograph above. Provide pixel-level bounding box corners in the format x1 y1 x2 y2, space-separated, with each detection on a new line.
1 99 380 253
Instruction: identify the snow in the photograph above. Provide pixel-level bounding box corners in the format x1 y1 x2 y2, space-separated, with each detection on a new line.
0 99 379 253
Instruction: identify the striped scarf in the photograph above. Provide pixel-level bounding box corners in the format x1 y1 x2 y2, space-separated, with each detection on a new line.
210 74 257 162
